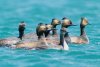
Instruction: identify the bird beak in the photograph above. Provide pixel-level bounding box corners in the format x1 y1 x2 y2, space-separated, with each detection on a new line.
70 21 77 26
70 24 77 26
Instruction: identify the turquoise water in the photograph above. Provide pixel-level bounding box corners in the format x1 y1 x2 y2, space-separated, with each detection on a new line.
0 0 100 67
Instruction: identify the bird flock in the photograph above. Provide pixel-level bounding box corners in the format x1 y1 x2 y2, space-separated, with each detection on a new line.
0 17 90 50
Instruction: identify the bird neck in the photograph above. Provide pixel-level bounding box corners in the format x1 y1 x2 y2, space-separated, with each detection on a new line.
38 31 45 40
52 25 57 35
80 25 86 36
45 30 51 37
60 27 69 46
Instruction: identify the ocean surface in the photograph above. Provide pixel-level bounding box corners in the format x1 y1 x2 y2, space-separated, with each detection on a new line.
0 0 100 67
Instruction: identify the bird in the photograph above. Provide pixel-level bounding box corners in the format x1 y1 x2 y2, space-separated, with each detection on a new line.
51 18 61 36
69 17 90 44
